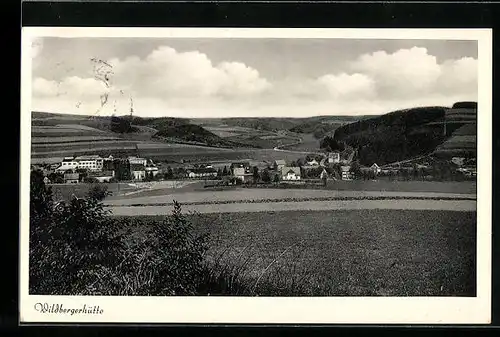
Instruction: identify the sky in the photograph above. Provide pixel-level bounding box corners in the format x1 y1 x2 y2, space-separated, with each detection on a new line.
30 37 478 118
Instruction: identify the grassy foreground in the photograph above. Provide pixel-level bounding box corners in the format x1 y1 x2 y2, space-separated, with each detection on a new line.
116 209 476 296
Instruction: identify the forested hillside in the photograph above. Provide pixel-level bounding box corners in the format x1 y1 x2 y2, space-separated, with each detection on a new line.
332 106 449 165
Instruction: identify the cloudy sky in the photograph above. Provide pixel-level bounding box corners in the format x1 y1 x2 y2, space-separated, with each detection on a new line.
30 37 478 118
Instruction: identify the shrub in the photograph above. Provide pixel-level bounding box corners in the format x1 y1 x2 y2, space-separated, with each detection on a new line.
87 183 112 201
29 170 124 295
100 202 209 296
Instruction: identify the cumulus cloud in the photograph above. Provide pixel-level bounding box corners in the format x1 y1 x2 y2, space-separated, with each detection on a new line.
31 44 478 117
347 47 477 100
349 47 442 98
316 73 376 99
438 56 478 95
106 46 271 98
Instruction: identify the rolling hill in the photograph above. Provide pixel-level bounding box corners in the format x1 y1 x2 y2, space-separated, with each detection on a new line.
332 103 477 166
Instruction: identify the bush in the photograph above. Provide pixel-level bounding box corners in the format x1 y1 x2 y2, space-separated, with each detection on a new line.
29 170 124 295
30 170 210 296
87 183 111 201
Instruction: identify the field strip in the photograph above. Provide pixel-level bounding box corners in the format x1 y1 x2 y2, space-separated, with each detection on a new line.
105 195 477 207
106 199 477 216
103 189 477 206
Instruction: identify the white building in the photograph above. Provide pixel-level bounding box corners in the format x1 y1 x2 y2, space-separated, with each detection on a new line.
370 163 382 175
341 165 353 180
186 168 218 179
145 160 159 177
64 173 80 184
232 167 253 182
130 163 146 181
56 155 104 172
128 156 147 166
273 159 286 171
281 167 301 180
327 152 340 164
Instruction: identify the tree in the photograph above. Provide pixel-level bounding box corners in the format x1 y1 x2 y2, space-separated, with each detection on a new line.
29 170 124 295
252 166 259 184
114 159 131 181
273 174 280 184
48 172 64 184
222 166 228 176
141 201 208 295
110 116 132 134
87 183 111 201
76 168 88 182
261 168 271 183
84 177 99 184
290 160 297 167
166 166 173 179
351 161 361 179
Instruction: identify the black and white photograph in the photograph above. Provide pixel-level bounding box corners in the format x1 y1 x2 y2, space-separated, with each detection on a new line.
20 28 492 324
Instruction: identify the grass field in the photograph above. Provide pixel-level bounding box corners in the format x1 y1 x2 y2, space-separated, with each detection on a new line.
117 209 476 296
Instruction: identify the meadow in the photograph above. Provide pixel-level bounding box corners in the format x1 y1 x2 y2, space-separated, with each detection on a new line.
116 209 476 296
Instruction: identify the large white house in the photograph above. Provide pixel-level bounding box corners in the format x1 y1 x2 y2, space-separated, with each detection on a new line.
56 155 104 172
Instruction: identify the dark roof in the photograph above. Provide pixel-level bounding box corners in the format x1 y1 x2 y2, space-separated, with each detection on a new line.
89 170 114 178
130 164 145 171
231 162 250 168
189 168 217 174
282 167 300 175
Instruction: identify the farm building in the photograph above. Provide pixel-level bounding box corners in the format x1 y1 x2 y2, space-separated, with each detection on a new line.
130 164 146 181
370 163 381 174
145 161 159 177
186 168 218 179
340 166 353 181
88 170 115 183
273 159 287 171
281 167 301 180
327 152 340 164
231 162 251 170
232 167 253 182
64 173 79 184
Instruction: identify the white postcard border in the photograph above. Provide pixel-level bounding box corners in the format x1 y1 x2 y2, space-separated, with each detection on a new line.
19 27 492 324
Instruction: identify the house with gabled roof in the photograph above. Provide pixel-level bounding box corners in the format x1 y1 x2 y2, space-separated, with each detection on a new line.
281 166 301 180
370 163 381 174
273 159 287 171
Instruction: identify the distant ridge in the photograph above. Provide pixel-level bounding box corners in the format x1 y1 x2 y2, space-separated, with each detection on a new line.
332 102 477 165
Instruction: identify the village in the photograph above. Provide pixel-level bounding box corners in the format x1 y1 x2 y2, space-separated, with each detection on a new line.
32 146 477 188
